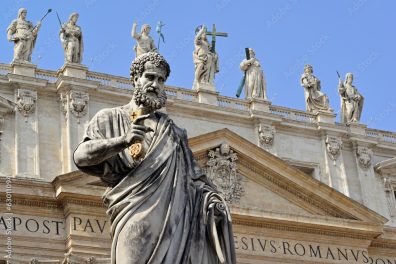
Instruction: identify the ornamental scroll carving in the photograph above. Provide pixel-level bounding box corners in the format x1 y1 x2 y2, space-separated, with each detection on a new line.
325 136 342 161
206 143 245 204
258 124 275 149
16 89 37 118
356 146 372 170
60 90 89 123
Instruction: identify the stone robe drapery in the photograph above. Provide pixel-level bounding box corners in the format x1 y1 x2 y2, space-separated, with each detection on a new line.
339 84 364 123
75 107 236 264
7 19 39 62
300 73 330 112
193 40 218 85
240 58 267 99
60 23 83 63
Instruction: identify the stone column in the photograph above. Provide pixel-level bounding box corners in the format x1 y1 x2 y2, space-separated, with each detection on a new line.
353 143 389 218
322 135 349 196
59 90 90 173
15 89 40 177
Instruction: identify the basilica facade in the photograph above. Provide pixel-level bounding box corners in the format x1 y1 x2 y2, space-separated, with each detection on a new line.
0 60 395 263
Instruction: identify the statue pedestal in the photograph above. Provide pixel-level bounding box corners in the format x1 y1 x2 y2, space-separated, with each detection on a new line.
193 81 216 92
249 98 271 113
315 110 336 124
348 122 367 136
11 61 37 77
59 63 88 79
196 88 219 106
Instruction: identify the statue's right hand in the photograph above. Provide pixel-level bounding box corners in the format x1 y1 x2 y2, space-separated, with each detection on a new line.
123 124 152 146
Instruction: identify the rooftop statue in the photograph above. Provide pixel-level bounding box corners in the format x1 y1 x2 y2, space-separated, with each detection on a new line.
338 72 364 124
7 8 43 63
59 12 83 64
131 22 157 57
300 64 332 112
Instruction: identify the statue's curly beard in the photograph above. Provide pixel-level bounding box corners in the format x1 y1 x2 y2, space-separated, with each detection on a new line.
133 82 167 111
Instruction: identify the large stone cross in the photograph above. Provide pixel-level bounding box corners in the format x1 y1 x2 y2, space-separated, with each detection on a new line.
205 24 228 53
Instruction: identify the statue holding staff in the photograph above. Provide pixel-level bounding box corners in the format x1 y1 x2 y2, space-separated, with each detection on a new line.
338 72 364 123
131 21 157 57
59 12 83 64
7 8 48 63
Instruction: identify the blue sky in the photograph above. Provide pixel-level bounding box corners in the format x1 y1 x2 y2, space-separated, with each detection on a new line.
1 0 395 131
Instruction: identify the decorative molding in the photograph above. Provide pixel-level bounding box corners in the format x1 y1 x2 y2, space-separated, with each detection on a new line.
258 124 275 149
357 146 372 170
382 176 396 217
60 90 89 123
16 89 37 118
325 136 342 161
206 143 245 204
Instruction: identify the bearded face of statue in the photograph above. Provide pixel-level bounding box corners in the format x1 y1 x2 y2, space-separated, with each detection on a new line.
132 61 167 111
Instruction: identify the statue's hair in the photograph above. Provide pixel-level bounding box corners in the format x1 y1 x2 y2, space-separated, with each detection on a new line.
141 24 151 34
130 52 170 83
18 8 27 18
69 12 79 21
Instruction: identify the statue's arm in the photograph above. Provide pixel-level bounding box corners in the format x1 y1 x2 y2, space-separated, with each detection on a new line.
32 21 41 36
131 22 140 40
74 136 129 167
240 59 250 71
74 122 150 167
6 20 17 41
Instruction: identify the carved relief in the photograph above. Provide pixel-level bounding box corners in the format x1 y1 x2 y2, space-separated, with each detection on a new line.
206 143 244 204
325 136 342 161
60 90 89 122
258 124 275 148
356 146 372 170
16 89 37 118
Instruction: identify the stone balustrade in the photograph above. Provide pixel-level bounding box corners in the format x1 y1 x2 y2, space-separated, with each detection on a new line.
1 62 395 145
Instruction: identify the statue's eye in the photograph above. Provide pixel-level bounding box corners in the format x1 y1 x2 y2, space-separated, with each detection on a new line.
145 74 154 81
158 77 164 83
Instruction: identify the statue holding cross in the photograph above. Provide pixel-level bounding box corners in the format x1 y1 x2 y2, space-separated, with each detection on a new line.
193 24 228 90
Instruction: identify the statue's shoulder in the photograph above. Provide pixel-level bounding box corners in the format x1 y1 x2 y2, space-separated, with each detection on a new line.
155 111 187 138
92 107 122 121
7 19 18 29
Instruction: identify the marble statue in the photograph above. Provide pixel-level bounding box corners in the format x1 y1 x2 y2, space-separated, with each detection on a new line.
60 13 83 64
7 8 41 63
131 22 157 57
300 64 331 112
74 52 236 264
338 72 364 123
193 25 219 88
239 48 267 99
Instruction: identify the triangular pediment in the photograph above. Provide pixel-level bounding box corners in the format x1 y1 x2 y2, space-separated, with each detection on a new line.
188 128 388 228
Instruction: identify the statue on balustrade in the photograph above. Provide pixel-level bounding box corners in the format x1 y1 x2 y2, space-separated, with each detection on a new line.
300 64 331 112
239 48 267 99
60 12 83 64
338 72 364 123
131 22 157 57
193 25 219 89
7 8 41 63
74 52 236 264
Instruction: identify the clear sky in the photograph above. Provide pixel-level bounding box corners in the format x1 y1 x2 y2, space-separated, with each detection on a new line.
1 0 395 132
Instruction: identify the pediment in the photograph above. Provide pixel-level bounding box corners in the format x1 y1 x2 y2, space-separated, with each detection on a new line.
188 128 388 227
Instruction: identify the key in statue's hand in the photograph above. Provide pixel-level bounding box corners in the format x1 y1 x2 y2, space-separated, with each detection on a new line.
124 124 153 146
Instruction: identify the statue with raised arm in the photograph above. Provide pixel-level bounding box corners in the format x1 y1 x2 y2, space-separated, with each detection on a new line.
300 64 331 112
131 22 157 57
193 25 219 88
239 48 267 99
60 12 83 64
7 8 41 63
74 52 236 264
338 72 364 123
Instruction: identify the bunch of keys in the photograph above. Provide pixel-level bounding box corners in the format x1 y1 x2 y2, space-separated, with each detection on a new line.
129 107 152 159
